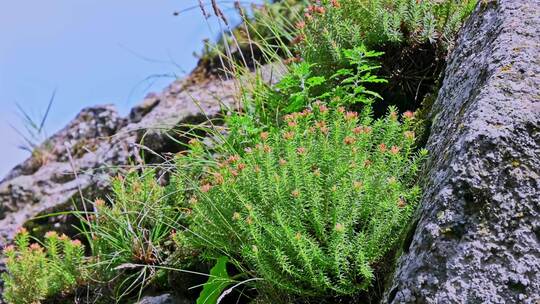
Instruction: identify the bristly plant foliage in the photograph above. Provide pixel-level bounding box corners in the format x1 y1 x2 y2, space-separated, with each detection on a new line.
181 105 427 300
295 0 478 74
1 229 86 304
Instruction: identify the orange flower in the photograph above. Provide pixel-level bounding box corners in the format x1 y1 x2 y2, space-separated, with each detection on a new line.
296 21 306 29
331 0 341 8
283 131 295 140
3 245 15 254
260 132 269 140
200 184 212 193
29 243 43 252
403 111 415 119
344 136 356 145
390 146 401 155
378 143 387 152
287 121 298 128
291 189 300 198
404 131 415 140
345 111 358 121
214 173 224 185
296 147 307 155
71 239 82 247
398 197 407 208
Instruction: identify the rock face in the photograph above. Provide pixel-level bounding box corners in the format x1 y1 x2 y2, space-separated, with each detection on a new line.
0 75 237 247
385 1 540 303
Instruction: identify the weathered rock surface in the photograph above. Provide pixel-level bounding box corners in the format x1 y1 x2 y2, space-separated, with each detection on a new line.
0 75 237 247
385 1 540 303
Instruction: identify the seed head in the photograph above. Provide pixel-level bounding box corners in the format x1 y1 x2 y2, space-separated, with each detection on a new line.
335 223 345 232
200 184 212 193
344 136 356 145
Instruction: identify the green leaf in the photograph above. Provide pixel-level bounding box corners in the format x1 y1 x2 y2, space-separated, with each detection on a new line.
196 256 231 304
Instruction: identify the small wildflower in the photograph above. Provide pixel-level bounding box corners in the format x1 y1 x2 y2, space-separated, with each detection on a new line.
295 232 302 241
59 234 69 241
337 106 345 113
263 144 272 153
344 136 356 145
232 212 241 221
313 168 321 177
71 239 82 247
200 184 212 193
390 146 401 155
4 245 15 254
296 21 306 29
237 163 246 171
245 204 253 211
283 131 295 140
228 154 240 163
364 126 372 134
316 6 326 14
291 189 300 198
279 159 287 166
260 132 269 140
318 104 329 113
398 197 407 208
296 147 307 155
353 181 363 190
378 143 387 153
320 126 329 134
229 169 239 177
335 223 345 232
29 243 42 252
189 197 198 205
45 231 58 239
315 121 326 129
350 161 357 169
331 0 341 8
288 121 298 128
94 199 105 208
364 159 372 167
345 111 358 121
214 173 224 185
16 227 28 235
353 127 363 134
390 111 398 121
403 111 415 119
292 34 305 45
246 216 254 225
404 131 415 140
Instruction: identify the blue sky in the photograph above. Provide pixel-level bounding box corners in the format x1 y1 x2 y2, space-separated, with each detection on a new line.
0 0 249 177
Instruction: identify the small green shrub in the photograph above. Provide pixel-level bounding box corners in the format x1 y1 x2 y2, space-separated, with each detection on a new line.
84 169 192 297
2 228 86 304
296 0 478 73
182 105 426 299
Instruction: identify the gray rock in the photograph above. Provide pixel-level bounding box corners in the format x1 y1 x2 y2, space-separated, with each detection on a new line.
136 293 190 304
0 75 237 248
385 1 540 303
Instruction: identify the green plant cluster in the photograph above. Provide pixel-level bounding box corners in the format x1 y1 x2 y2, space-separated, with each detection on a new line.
84 169 193 298
182 105 426 299
296 0 478 73
1 0 479 303
2 228 86 304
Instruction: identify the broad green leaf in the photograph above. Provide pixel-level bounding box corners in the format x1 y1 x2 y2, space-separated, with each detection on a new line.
196 256 231 304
